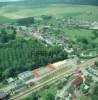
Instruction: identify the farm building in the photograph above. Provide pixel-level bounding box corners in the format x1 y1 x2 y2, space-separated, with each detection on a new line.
18 71 34 81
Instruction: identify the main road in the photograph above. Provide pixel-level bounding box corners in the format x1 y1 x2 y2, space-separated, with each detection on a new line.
9 57 98 100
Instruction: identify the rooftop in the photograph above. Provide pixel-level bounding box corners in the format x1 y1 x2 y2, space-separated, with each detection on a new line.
0 91 8 99
72 76 83 87
18 71 34 80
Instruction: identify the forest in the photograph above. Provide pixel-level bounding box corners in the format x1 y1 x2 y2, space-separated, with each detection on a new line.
0 38 68 81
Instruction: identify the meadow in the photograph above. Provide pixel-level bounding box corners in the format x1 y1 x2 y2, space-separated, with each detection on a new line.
64 28 93 38
0 4 98 23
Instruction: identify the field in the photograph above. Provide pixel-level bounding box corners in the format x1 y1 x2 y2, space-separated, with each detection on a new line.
63 28 98 45
0 4 98 23
0 16 15 23
64 28 93 38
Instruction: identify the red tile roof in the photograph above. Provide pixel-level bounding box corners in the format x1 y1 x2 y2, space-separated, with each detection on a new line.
72 76 83 87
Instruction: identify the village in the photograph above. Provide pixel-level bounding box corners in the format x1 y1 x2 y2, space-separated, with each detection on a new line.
1 56 98 100
0 16 98 100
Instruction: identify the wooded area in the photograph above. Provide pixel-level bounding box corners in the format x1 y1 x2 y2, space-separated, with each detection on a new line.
0 39 68 81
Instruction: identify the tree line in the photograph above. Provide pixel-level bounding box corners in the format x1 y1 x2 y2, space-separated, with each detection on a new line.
0 28 16 43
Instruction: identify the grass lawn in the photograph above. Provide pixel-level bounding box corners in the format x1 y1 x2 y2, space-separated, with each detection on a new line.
24 83 58 100
80 94 98 100
80 95 92 100
39 84 57 100
93 38 98 43
0 16 15 23
0 82 6 88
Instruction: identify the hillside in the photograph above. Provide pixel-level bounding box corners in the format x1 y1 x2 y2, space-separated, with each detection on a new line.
0 0 98 6
0 0 98 23
23 0 98 5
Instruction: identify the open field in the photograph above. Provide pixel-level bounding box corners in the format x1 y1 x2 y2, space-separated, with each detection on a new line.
80 95 91 100
0 4 98 23
0 16 15 23
63 28 98 44
64 28 93 38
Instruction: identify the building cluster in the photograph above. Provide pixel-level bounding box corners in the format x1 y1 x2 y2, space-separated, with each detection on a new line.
86 66 98 78
55 68 83 100
66 18 98 30
0 58 78 99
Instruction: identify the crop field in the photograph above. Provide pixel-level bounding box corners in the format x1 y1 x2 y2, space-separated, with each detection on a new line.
0 4 98 23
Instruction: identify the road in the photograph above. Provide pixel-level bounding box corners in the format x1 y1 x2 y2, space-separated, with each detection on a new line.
9 57 98 100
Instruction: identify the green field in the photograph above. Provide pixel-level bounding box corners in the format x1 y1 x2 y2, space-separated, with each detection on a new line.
0 4 98 23
0 16 15 23
64 28 93 38
63 28 98 45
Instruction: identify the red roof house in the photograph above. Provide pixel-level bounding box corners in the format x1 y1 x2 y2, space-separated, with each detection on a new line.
72 76 83 87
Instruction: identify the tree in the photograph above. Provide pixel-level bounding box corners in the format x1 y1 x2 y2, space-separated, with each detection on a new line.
90 83 98 100
0 28 16 43
92 31 98 38
31 92 39 100
18 17 35 25
85 75 93 86
81 84 89 95
0 70 3 81
95 61 98 68
42 15 52 20
57 81 66 90
44 93 55 100
93 84 98 95
81 38 89 44
0 39 68 81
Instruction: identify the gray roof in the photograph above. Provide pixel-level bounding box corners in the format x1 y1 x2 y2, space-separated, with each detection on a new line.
18 71 34 80
0 91 8 99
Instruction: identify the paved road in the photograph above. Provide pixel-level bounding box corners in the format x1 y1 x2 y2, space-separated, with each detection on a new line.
10 57 98 100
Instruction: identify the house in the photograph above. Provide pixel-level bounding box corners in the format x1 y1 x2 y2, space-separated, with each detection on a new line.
18 71 34 81
6 77 14 84
72 76 83 88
